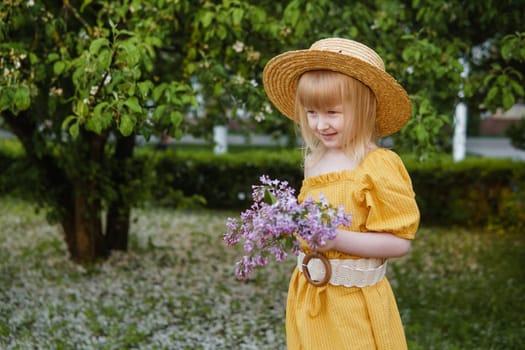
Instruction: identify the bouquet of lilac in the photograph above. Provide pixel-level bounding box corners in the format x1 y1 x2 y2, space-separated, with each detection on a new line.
224 175 351 280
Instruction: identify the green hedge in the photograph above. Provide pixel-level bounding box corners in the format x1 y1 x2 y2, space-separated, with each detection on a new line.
145 148 304 209
147 149 525 231
0 139 38 199
1 139 524 231
406 157 525 230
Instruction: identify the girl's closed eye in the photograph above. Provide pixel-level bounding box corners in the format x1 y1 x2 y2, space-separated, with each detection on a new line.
306 110 318 117
327 106 343 115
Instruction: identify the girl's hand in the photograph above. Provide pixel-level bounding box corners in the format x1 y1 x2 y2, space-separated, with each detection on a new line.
317 235 338 252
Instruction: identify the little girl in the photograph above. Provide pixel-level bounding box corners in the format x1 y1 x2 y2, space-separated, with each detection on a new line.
263 38 420 349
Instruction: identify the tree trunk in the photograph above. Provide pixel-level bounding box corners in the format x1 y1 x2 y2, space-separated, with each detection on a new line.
62 181 109 263
62 131 110 262
106 134 135 251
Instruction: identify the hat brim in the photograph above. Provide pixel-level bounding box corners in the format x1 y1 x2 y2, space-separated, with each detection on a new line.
262 49 411 137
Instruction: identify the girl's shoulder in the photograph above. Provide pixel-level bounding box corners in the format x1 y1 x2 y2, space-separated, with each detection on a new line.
359 148 413 186
361 148 404 168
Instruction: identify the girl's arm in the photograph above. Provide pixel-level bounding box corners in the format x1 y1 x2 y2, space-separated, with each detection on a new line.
319 229 412 258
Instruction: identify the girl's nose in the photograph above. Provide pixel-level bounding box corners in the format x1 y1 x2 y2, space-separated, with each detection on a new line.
317 115 330 130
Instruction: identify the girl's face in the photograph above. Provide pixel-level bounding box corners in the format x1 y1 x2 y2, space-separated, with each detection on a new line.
305 104 345 149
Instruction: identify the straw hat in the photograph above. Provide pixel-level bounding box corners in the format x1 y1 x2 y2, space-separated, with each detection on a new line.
262 38 411 137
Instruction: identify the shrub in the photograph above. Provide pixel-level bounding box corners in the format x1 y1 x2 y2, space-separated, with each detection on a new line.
505 117 525 150
407 156 525 229
0 139 37 200
146 148 303 209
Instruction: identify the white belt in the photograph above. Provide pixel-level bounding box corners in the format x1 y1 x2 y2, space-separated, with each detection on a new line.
297 251 387 287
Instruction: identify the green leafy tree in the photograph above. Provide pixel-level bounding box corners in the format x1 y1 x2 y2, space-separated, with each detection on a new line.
0 0 285 262
396 0 525 150
1 1 195 261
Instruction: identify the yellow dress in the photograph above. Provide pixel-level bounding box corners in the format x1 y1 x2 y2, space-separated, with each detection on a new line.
286 148 420 350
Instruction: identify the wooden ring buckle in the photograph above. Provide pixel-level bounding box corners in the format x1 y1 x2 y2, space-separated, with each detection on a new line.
302 251 332 287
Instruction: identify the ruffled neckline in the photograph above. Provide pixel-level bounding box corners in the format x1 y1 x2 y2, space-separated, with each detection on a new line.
302 148 388 187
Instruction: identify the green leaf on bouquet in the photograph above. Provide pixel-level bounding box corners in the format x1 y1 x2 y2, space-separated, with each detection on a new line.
264 189 277 205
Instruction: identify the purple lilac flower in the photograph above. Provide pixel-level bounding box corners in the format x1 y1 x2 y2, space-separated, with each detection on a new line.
223 175 352 280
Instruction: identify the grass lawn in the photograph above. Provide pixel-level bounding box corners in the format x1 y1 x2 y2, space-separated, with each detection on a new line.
0 198 524 349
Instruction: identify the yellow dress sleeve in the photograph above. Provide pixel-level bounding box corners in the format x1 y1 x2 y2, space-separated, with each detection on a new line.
361 150 420 239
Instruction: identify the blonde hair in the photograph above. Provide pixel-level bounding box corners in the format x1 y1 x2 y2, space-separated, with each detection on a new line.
294 70 378 165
